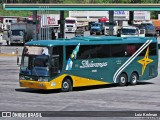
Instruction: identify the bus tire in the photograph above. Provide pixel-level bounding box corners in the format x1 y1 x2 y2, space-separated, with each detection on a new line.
118 73 127 86
130 72 138 85
61 78 72 92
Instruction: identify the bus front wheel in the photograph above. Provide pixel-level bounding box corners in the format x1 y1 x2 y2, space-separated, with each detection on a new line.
130 72 138 85
61 78 73 92
118 73 127 86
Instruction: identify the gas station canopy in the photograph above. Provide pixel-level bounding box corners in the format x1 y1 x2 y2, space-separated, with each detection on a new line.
3 3 160 11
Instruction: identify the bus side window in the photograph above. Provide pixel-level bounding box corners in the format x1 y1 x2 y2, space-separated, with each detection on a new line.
126 45 136 56
77 45 92 59
149 43 157 55
66 46 77 59
137 44 146 56
111 44 125 57
96 45 110 58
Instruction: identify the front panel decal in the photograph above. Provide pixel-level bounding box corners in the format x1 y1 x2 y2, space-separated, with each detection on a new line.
138 47 153 75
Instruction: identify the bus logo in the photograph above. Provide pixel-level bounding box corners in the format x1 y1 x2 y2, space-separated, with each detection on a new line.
80 60 108 68
138 47 153 75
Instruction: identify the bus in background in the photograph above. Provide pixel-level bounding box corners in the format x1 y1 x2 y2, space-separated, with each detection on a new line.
19 36 158 92
65 17 77 33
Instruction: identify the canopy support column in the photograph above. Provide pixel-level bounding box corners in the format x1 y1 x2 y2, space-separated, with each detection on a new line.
59 11 65 38
32 10 37 40
128 11 134 25
109 10 114 36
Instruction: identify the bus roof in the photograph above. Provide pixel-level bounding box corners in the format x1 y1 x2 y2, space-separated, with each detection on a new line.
25 36 157 47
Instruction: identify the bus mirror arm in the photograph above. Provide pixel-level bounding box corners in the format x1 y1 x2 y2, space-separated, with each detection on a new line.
51 55 60 58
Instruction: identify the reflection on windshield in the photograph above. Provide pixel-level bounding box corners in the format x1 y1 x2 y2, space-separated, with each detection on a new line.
24 46 49 55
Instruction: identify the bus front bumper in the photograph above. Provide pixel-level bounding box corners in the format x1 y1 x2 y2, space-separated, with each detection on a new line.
19 80 61 90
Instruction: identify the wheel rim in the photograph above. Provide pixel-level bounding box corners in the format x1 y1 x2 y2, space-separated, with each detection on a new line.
131 75 137 84
63 81 69 89
120 76 126 84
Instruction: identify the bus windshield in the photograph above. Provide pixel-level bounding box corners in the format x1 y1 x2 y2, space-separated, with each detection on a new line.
20 46 50 77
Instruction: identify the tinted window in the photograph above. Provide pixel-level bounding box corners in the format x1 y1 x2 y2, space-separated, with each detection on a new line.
110 44 125 57
136 44 145 56
136 43 157 56
125 44 136 56
78 45 111 59
66 45 76 59
149 43 157 55
96 45 110 58
52 46 63 56
78 45 94 59
66 43 157 59
66 45 110 59
52 46 63 69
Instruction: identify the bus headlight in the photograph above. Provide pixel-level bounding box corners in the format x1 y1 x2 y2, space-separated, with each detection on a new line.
38 77 48 82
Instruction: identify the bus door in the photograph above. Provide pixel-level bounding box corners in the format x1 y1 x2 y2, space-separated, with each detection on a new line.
50 55 60 77
50 46 63 77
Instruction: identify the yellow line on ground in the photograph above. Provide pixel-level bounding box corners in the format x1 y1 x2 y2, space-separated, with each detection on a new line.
0 53 17 56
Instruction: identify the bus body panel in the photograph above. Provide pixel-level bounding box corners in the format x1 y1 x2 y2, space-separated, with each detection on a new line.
19 74 110 90
19 36 158 90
